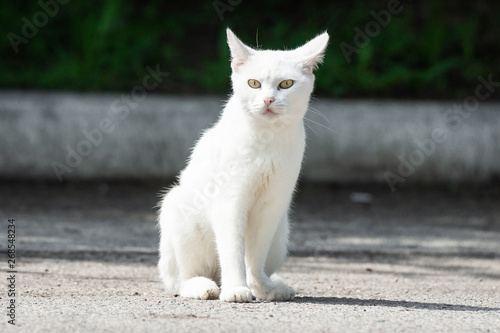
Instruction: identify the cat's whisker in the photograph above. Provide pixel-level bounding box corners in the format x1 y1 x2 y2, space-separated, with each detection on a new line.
304 121 319 137
305 105 337 134
304 116 337 135
307 106 334 128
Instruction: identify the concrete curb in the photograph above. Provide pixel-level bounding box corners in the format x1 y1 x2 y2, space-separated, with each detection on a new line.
2 91 499 187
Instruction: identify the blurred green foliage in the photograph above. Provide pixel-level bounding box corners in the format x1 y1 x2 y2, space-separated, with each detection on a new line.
1 0 499 99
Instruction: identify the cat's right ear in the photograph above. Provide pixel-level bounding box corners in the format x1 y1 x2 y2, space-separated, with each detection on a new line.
294 31 329 74
227 28 254 73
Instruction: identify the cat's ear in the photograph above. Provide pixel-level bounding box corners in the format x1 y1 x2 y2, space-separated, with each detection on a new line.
227 28 255 73
294 32 329 74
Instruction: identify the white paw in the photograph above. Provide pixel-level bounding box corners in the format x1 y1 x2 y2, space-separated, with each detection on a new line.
251 277 295 302
259 284 295 301
179 277 220 300
219 286 253 303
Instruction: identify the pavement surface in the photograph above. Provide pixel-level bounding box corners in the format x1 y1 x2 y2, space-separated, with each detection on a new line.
1 181 499 332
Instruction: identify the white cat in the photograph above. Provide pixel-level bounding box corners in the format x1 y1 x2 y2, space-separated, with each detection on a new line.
158 28 328 302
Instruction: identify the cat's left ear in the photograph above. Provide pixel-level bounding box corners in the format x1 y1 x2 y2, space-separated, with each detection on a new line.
294 32 329 74
227 28 255 73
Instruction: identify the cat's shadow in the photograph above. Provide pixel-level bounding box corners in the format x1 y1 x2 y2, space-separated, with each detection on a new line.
292 296 500 312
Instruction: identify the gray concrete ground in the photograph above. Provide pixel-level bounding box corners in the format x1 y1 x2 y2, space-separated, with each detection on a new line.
1 181 499 332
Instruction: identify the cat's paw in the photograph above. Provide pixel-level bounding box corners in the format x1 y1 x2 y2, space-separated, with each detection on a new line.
219 286 253 303
179 277 220 300
254 285 295 302
251 277 295 302
257 284 295 301
248 274 295 302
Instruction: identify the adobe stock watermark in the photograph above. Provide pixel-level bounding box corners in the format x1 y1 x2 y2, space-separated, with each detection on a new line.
7 0 71 54
384 74 500 192
51 65 169 182
213 0 243 21
339 0 411 64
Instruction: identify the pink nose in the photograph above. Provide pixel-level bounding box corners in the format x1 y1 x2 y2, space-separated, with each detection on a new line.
264 97 275 107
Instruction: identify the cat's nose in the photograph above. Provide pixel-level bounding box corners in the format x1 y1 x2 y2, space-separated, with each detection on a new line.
264 97 275 107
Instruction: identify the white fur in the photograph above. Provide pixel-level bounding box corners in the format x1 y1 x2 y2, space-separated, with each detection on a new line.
158 29 328 302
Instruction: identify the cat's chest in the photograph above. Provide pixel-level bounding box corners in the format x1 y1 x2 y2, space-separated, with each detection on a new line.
242 138 303 172
209 120 305 187
244 140 303 190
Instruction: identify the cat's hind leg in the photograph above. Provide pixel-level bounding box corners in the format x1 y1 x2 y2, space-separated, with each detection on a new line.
159 233 220 300
159 218 221 300
158 234 180 294
179 276 220 300
176 239 221 300
158 187 220 299
158 188 183 294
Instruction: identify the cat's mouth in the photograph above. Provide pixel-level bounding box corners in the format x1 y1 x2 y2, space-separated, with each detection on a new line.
263 108 279 116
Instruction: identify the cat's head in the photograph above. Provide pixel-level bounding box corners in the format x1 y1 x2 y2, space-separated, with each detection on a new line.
227 28 329 122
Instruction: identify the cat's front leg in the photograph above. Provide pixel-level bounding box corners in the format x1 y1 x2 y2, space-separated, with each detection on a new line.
211 204 253 302
249 273 295 302
246 211 295 302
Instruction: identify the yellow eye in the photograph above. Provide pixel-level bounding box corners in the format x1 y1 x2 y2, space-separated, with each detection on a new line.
248 79 261 89
278 79 294 89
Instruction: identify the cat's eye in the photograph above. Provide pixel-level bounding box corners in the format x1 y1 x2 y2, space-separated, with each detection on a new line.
278 79 294 89
248 79 261 89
